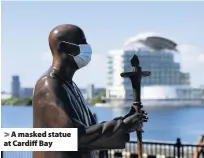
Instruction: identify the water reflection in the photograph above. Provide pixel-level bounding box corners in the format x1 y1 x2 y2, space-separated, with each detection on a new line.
111 107 129 118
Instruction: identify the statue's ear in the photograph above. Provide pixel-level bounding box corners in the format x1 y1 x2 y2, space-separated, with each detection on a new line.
58 42 67 53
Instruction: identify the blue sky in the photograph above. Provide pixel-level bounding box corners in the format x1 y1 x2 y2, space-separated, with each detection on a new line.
2 1 204 92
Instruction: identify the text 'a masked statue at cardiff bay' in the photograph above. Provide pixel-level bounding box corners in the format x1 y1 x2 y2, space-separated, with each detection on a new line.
33 24 148 158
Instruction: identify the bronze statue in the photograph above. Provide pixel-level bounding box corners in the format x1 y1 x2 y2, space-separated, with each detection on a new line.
33 24 148 158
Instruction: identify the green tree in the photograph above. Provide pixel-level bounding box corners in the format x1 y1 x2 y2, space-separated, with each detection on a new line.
1 97 32 106
88 92 106 105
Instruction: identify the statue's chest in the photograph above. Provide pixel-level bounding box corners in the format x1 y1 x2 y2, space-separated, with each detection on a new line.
62 83 95 127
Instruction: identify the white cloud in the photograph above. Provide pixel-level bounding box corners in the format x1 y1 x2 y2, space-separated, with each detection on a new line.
177 44 204 87
198 54 204 62
177 44 204 69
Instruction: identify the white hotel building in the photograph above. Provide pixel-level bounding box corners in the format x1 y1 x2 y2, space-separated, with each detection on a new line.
106 36 204 107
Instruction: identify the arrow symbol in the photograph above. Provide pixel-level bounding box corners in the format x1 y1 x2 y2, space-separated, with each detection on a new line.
4 132 9 137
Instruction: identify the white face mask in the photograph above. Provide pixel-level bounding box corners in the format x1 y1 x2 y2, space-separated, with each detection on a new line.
61 41 92 69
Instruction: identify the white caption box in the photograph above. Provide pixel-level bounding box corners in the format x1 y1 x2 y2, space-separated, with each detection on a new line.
0 128 78 151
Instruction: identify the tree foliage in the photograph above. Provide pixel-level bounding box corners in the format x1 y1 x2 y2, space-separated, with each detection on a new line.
2 93 106 106
1 97 32 106
88 92 106 105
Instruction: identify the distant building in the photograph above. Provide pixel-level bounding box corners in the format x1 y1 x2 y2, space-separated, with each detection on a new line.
20 88 34 98
86 84 95 100
94 88 106 96
142 86 204 100
80 85 106 100
11 75 20 98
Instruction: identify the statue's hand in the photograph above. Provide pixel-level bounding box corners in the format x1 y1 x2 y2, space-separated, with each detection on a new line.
123 106 136 119
122 107 148 133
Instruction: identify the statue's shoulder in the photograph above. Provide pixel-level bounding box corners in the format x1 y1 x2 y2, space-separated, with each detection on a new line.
33 68 62 96
32 69 69 109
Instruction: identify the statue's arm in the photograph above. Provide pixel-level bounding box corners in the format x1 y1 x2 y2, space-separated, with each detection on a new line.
77 118 129 150
33 77 129 150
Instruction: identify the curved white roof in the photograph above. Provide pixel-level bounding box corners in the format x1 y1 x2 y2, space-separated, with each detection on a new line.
109 34 178 55
124 35 177 52
144 36 177 50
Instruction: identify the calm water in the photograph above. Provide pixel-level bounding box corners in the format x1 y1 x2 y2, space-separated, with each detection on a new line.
2 106 204 144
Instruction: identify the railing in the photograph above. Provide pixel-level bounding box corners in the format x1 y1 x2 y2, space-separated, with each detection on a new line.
107 138 204 158
1 138 204 158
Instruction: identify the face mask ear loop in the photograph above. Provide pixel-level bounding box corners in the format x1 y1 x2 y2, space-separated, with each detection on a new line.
61 40 79 46
59 40 81 58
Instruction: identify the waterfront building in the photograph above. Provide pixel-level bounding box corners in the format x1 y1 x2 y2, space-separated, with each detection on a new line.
142 86 204 100
11 75 21 98
86 84 95 100
94 87 106 97
106 36 203 107
20 88 34 98
80 85 106 100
